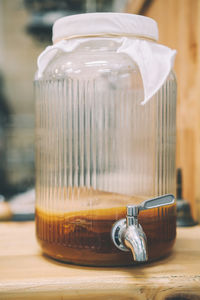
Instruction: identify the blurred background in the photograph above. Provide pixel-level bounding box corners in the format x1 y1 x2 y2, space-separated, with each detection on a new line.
0 0 199 222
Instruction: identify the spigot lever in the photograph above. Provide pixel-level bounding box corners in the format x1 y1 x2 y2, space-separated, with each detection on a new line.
139 194 175 211
126 194 175 226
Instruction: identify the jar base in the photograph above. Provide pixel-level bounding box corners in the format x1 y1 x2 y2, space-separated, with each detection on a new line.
38 238 175 267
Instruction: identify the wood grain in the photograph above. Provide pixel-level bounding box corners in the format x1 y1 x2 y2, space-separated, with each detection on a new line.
127 0 200 221
0 222 200 299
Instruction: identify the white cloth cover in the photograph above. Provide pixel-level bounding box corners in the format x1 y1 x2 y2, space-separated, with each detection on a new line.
52 13 159 43
37 13 176 105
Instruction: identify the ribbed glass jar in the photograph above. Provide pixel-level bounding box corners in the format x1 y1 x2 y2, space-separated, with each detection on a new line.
35 37 177 266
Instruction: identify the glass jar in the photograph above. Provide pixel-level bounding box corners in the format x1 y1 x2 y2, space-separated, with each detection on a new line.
35 13 177 266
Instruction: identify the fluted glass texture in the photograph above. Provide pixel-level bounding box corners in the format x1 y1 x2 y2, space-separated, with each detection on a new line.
35 39 177 266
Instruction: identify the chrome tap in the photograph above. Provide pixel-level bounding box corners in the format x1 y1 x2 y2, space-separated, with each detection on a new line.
111 194 175 262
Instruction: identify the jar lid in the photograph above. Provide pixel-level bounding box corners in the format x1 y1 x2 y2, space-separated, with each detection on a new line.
52 13 158 44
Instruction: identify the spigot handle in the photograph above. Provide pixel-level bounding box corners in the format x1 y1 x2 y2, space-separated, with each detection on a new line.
140 194 175 211
127 194 175 217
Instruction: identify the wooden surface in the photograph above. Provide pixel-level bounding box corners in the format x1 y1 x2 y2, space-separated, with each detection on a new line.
127 0 200 222
0 222 200 299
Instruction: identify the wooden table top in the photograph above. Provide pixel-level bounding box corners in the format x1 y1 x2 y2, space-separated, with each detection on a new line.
0 222 200 299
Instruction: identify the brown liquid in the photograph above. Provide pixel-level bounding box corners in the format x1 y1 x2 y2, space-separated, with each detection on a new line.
36 191 176 266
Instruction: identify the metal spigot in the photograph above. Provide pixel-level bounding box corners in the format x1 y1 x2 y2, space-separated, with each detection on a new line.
111 194 175 262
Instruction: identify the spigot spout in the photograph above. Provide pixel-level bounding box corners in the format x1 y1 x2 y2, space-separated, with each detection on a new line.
123 225 148 262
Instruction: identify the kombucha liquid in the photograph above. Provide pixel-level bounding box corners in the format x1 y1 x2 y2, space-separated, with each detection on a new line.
36 190 176 266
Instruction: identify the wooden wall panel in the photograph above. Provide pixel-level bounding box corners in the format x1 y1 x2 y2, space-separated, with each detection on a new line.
127 0 200 220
